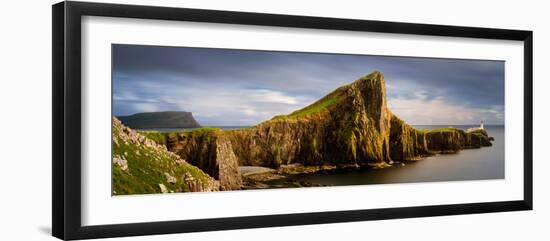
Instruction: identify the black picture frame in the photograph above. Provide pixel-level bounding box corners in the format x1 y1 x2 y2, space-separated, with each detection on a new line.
52 1 533 240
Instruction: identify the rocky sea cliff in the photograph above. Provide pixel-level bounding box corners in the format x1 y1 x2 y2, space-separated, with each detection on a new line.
113 71 494 194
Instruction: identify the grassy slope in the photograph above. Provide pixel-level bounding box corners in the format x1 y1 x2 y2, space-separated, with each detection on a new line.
137 131 171 146
272 81 363 120
288 89 343 118
271 73 383 120
271 86 345 120
417 127 462 133
112 121 215 195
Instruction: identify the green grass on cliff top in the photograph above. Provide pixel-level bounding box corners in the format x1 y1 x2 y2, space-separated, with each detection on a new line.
417 127 461 133
139 131 171 146
270 83 344 120
417 128 468 134
139 127 221 146
279 89 343 119
271 72 381 120
183 127 221 133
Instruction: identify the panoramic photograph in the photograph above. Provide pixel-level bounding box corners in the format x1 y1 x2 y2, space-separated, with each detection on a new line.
111 44 504 195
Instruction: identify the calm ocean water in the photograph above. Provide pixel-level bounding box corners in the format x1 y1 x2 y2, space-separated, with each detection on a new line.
294 125 505 185
146 125 505 185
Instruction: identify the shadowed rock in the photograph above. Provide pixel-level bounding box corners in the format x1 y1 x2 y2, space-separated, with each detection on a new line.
166 129 242 191
424 128 493 153
389 114 432 161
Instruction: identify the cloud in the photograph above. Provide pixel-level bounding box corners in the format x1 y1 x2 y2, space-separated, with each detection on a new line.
114 75 314 125
388 95 504 125
176 88 314 126
112 44 505 126
247 89 300 105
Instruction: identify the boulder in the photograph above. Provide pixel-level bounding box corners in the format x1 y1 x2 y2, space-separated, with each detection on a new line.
158 184 168 193
112 155 128 171
164 172 177 184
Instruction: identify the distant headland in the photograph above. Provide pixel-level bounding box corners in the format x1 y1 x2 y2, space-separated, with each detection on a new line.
117 111 201 129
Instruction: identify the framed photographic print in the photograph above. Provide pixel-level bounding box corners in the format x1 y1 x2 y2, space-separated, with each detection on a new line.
52 1 533 240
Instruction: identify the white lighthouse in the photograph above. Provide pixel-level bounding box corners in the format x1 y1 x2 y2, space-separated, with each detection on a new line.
480 120 485 130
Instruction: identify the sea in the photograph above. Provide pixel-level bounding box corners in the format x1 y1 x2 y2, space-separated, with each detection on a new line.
143 125 505 185
294 125 505 185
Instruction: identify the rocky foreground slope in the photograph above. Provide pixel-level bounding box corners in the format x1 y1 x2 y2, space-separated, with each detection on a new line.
140 128 243 191
112 118 219 195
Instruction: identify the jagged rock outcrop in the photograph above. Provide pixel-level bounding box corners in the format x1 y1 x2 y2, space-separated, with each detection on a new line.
425 128 493 153
389 114 431 161
165 129 242 191
227 115 331 167
112 118 219 195
467 129 493 147
117 111 201 129
425 129 466 153
224 71 493 166
226 71 392 167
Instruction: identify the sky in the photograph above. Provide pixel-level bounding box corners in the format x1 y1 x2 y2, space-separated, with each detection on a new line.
112 44 505 126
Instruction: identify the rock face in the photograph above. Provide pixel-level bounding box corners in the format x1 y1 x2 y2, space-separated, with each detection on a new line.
117 111 201 129
166 129 242 191
425 128 493 152
112 118 219 195
467 129 493 147
225 71 493 166
389 114 431 161
226 72 392 167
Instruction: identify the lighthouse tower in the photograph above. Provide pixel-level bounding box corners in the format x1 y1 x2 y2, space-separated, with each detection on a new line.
467 120 485 133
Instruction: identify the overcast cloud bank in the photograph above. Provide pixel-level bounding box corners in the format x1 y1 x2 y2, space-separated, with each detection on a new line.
113 45 505 126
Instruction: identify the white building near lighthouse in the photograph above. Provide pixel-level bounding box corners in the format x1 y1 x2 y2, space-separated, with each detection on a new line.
467 120 485 132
